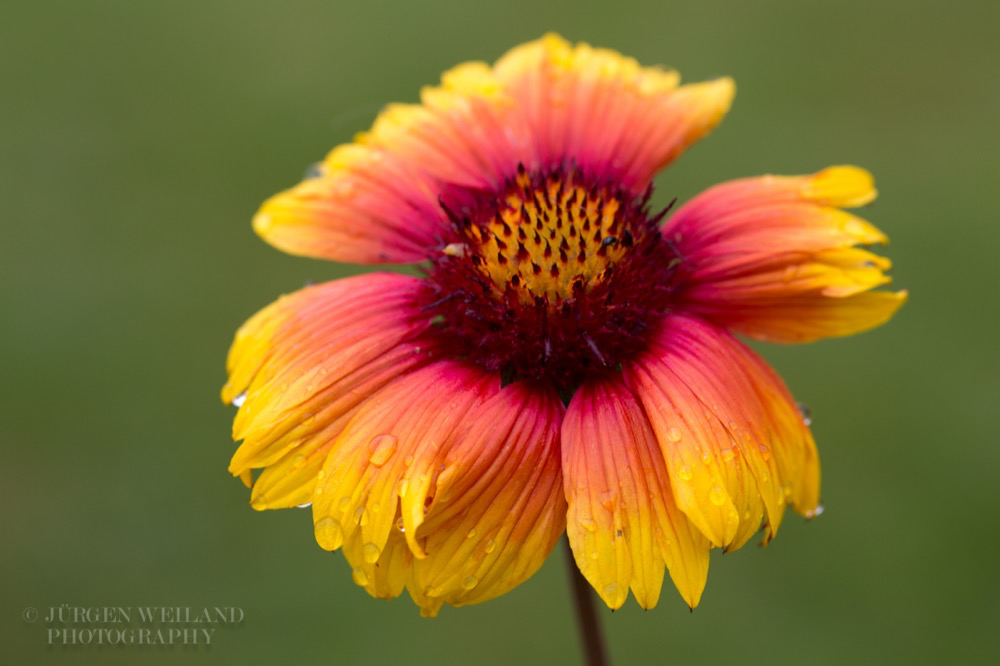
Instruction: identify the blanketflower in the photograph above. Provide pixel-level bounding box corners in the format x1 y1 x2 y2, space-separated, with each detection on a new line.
222 34 905 618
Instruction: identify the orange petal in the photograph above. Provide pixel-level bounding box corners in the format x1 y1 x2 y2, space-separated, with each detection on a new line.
312 367 566 617
494 33 734 188
310 362 496 560
625 315 821 548
222 273 430 508
664 166 906 342
255 34 735 264
253 145 447 264
406 381 566 615
562 376 711 609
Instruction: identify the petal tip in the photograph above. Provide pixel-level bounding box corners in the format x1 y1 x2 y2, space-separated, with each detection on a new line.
806 166 877 207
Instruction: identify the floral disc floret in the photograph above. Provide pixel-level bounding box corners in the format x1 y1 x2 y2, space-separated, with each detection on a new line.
420 163 680 393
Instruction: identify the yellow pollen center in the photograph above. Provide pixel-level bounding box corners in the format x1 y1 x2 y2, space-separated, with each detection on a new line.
461 170 631 303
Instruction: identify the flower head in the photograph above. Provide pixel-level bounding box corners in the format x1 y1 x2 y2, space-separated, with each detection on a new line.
223 34 905 617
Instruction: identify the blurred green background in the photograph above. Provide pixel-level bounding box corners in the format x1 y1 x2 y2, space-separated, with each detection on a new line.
2 0 997 663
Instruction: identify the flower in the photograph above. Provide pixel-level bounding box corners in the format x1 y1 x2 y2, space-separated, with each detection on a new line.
222 34 906 617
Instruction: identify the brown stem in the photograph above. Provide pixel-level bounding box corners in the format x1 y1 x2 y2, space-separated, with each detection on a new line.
563 536 611 666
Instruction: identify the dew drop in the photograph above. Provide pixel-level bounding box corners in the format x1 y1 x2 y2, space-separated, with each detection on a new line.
397 479 409 498
371 502 381 514
362 543 381 564
666 427 682 442
807 504 826 519
603 582 620 599
721 448 735 462
404 455 414 467
293 454 306 469
337 497 350 511
758 444 771 461
466 528 478 539
708 486 726 506
368 434 398 467
231 391 247 408
303 162 324 179
351 567 369 586
314 517 343 550
462 576 479 590
578 517 597 532
797 402 813 426
678 465 693 482
701 452 713 465
484 539 497 554
353 506 369 526
590 551 599 560
317 470 326 480
314 485 324 495
297 502 312 509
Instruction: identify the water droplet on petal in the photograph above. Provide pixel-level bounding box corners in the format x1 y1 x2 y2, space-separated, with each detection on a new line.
462 576 479 590
293 454 306 469
303 162 324 179
758 444 771 461
231 391 247 408
351 567 369 586
396 479 409 498
666 427 682 442
701 452 713 465
708 486 726 506
297 502 312 509
353 506 369 526
337 497 350 511
362 543 381 563
807 504 825 519
721 448 735 462
678 465 693 482
602 582 620 599
578 517 597 532
368 434 398 467
315 517 343 550
484 539 497 554
466 528 478 539
317 470 326 480
797 402 813 426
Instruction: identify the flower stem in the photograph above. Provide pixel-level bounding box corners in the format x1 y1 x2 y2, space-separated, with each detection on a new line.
563 536 611 666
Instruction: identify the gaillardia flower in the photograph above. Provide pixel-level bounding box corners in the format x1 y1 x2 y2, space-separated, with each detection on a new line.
222 34 905 617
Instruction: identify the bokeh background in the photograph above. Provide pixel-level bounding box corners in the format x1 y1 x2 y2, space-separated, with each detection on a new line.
3 0 997 664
